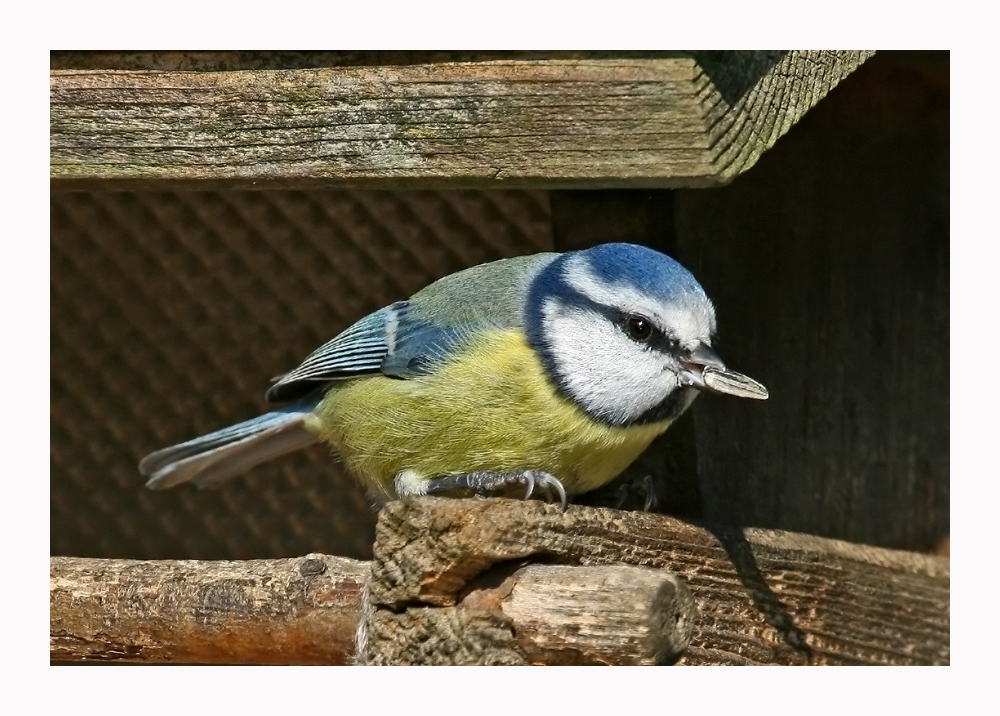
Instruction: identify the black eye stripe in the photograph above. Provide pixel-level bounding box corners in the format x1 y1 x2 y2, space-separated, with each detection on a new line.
549 283 682 353
621 312 681 353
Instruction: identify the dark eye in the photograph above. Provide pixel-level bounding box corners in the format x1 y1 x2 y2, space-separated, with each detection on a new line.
624 315 653 342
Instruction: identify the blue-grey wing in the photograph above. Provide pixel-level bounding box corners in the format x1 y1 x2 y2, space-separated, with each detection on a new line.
379 303 471 380
379 252 557 378
265 305 394 402
265 253 557 402
264 301 470 401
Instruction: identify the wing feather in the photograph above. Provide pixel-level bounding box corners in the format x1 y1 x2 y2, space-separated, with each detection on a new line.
265 254 557 402
265 306 394 401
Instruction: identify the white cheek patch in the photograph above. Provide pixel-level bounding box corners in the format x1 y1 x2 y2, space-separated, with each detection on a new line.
659 304 716 351
541 299 679 424
563 255 716 345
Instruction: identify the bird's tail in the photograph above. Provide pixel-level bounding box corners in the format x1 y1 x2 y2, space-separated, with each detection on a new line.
140 398 320 490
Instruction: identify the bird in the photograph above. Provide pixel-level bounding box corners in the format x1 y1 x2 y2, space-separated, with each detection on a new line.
139 242 767 509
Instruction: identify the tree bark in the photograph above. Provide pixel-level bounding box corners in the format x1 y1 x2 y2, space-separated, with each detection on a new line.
50 553 367 664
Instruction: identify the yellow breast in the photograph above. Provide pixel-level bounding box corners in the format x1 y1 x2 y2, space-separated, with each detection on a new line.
305 329 671 501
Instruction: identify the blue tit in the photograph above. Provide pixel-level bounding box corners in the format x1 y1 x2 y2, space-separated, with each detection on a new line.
140 243 767 508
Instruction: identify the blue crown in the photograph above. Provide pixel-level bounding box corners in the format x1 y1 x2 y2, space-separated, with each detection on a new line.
576 243 707 305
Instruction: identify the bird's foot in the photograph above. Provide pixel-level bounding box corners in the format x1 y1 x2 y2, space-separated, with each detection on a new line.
611 474 659 512
420 469 568 511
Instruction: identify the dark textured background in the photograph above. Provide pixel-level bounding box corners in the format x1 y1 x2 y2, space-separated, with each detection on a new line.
51 190 552 560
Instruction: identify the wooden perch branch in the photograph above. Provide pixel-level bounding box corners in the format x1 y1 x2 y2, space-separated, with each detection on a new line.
51 498 948 665
50 51 873 191
50 553 694 666
50 554 367 664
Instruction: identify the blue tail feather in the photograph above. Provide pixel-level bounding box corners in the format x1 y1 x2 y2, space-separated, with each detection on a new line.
140 398 320 490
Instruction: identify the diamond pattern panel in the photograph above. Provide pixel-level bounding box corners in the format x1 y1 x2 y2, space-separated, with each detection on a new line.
51 190 553 560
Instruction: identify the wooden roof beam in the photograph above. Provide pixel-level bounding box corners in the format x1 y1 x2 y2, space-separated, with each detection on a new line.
50 51 875 191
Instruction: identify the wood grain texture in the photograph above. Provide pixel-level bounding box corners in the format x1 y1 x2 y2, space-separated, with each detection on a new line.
50 553 367 664
674 52 950 552
363 562 695 665
50 52 873 190
365 498 949 665
499 564 695 665
48 51 686 72
50 496 948 665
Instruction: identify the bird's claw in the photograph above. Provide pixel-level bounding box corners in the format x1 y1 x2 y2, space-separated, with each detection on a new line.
421 469 568 511
641 474 657 513
522 470 568 511
609 474 658 512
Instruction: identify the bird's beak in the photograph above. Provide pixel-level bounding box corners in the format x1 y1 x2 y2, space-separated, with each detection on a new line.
680 343 769 400
679 343 726 389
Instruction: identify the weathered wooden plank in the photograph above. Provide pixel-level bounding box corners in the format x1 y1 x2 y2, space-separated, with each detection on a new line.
363 498 949 665
50 553 368 664
47 51 688 72
50 52 874 190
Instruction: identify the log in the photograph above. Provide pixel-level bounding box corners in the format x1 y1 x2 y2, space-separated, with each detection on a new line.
361 562 695 665
50 51 874 190
50 553 367 664
364 498 949 665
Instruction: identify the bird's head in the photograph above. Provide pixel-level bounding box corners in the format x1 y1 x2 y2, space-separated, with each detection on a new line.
526 243 761 426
